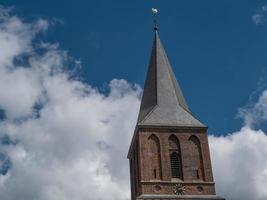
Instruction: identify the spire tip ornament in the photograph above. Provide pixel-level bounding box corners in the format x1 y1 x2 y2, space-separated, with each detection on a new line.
152 8 159 31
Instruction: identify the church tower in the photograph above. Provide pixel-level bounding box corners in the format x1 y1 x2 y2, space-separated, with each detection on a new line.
127 11 225 200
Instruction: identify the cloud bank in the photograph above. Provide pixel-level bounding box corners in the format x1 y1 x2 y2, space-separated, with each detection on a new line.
0 6 141 200
210 127 267 200
0 5 267 200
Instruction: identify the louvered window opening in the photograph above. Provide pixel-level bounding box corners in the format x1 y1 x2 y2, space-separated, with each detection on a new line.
170 152 181 178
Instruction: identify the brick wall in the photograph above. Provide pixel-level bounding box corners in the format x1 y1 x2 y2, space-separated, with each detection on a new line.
129 126 216 198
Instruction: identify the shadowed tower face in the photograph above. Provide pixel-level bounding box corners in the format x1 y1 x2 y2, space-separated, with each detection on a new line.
128 30 225 200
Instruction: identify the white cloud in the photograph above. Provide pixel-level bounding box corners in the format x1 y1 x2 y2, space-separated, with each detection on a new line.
0 5 267 200
209 76 267 200
252 5 267 25
210 127 267 200
0 6 141 200
238 90 267 127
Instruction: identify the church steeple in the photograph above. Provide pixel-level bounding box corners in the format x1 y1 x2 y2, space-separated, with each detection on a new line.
138 31 205 127
128 9 225 200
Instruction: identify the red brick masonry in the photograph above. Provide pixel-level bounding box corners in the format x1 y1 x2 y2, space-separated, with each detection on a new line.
137 194 225 200
129 127 221 199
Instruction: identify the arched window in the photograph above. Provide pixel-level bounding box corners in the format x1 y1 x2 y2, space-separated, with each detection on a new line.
188 135 205 180
147 134 162 180
168 135 183 179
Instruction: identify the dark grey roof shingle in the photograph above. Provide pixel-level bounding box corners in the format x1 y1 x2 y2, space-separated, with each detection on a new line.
137 32 205 127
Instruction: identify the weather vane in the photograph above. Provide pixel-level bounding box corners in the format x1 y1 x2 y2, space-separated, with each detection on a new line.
152 7 159 31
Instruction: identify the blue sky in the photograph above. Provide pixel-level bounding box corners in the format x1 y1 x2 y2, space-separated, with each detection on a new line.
2 0 267 134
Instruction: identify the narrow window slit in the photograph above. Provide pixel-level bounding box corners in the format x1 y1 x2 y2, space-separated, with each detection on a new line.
170 152 182 178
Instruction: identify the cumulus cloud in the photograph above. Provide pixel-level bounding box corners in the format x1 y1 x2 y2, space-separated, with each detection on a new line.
210 127 267 200
0 5 267 200
209 77 267 200
0 6 141 200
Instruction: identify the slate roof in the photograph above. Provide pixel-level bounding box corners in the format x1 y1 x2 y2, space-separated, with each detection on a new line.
137 31 205 127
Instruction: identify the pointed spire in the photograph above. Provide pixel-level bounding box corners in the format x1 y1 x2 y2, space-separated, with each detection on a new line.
137 32 205 127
